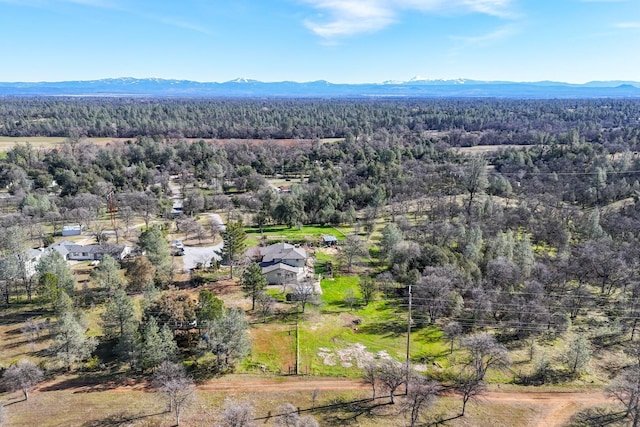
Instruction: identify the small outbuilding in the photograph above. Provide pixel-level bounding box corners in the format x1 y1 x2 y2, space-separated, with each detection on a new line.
61 225 82 236
322 235 338 246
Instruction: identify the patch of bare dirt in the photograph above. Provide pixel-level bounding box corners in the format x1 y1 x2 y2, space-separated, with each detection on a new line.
482 390 614 427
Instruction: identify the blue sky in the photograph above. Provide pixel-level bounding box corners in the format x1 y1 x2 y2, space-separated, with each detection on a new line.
0 0 638 83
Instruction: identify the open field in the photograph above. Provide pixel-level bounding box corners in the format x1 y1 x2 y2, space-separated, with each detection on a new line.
0 136 131 151
0 136 332 152
453 144 535 154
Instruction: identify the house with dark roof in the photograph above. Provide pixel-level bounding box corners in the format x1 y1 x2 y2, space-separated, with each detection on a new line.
256 242 309 285
48 240 76 259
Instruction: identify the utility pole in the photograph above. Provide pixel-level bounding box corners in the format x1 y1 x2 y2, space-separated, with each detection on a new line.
105 190 119 244
295 317 300 375
405 283 412 392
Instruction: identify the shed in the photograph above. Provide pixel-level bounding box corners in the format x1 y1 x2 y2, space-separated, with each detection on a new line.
322 235 338 246
62 225 82 236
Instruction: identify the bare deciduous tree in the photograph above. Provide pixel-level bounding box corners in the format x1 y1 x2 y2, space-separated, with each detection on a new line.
343 288 357 310
2 359 44 400
256 292 275 323
293 282 315 314
461 333 510 380
341 234 368 272
152 361 195 426
362 360 378 399
454 375 486 416
404 374 440 427
218 399 256 427
607 366 640 427
462 156 488 214
444 321 462 354
377 359 406 404
274 402 299 427
21 318 41 351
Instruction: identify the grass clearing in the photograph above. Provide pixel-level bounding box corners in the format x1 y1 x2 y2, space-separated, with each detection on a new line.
246 324 296 374
0 136 130 152
244 224 351 247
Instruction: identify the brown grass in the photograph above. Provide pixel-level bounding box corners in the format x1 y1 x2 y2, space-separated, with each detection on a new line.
0 136 319 153
453 144 534 154
4 383 613 427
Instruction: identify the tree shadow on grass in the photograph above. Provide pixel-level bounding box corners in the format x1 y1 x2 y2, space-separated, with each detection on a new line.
321 400 396 426
81 410 167 427
254 395 395 426
513 368 579 386
564 407 628 426
357 320 407 337
39 371 148 393
411 349 452 366
0 308 53 325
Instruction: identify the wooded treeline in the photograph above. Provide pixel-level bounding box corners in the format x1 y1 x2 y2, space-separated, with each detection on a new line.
1 97 640 142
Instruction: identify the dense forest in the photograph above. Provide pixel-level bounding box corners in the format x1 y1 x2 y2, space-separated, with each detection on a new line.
1 97 640 142
3 97 640 425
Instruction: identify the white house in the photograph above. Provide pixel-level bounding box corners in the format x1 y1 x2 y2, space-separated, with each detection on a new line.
65 244 131 261
25 248 45 278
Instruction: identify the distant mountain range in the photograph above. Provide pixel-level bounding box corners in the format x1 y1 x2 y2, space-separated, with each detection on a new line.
1 77 639 98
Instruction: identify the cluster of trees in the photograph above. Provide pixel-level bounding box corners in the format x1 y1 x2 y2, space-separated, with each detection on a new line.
1 243 250 374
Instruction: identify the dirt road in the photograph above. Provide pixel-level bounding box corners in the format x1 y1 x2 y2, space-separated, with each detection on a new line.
481 390 613 427
35 375 616 427
198 379 615 426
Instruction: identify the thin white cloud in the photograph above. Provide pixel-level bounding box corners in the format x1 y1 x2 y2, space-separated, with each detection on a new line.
303 1 395 37
0 0 210 34
64 0 116 7
451 23 518 44
303 0 515 38
615 22 640 29
144 14 212 35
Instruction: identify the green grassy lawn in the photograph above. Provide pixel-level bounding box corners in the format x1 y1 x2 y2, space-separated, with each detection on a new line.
246 273 431 377
244 224 351 247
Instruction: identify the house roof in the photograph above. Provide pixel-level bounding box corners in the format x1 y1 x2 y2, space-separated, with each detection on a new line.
261 242 307 263
66 244 127 256
261 263 300 275
322 235 337 242
27 248 45 262
48 240 76 258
